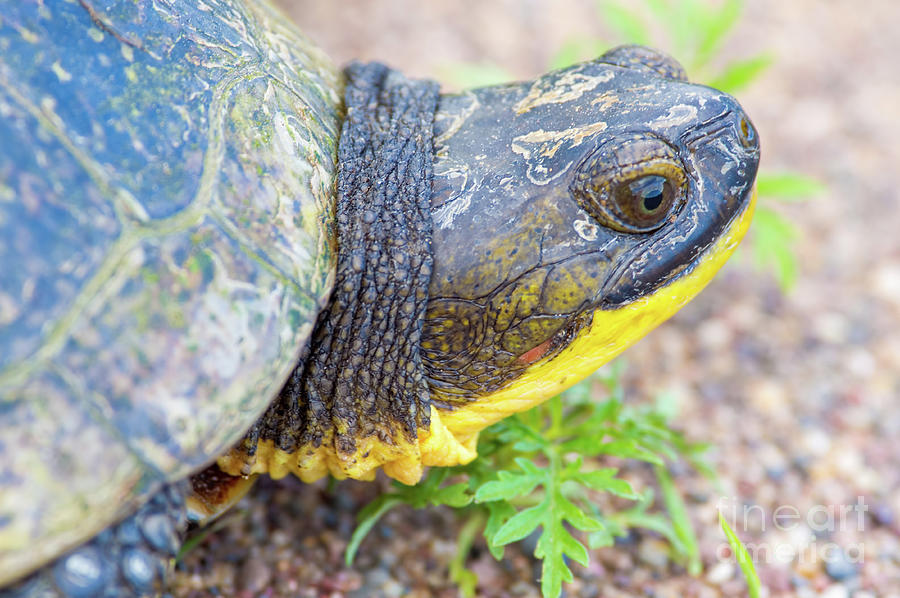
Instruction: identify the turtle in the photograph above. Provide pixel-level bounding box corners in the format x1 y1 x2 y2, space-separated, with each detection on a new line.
0 1 759 596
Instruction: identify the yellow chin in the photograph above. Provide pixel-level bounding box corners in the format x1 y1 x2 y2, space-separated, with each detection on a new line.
219 191 755 486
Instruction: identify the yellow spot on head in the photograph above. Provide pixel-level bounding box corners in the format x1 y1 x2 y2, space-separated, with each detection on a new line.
17 26 39 44
515 70 615 114
51 61 72 83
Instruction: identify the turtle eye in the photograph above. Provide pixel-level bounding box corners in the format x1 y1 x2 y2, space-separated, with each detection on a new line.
738 116 757 150
613 174 676 229
571 135 688 234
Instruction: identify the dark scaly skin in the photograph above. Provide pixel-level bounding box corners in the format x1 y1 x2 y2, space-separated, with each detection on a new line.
237 63 439 464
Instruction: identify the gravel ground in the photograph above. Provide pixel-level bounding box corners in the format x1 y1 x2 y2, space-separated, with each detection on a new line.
174 1 900 596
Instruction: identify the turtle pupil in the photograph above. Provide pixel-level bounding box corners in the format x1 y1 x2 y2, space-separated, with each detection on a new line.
643 191 663 212
629 175 667 213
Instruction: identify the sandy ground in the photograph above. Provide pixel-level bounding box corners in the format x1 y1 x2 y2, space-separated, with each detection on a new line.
174 1 900 596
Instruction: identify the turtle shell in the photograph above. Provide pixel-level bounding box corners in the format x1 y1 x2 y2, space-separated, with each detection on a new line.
0 0 341 583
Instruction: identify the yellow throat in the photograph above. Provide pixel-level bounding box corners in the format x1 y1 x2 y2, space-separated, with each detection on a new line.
420 188 758 471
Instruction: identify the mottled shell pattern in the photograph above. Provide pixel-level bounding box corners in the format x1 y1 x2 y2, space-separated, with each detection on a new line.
0 0 340 584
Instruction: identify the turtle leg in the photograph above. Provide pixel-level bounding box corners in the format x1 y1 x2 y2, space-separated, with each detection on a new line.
1 483 187 598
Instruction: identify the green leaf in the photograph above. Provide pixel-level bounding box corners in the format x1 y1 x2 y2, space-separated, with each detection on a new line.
540 551 573 598
653 390 682 421
484 501 517 560
475 468 543 503
614 509 687 554
694 0 743 68
514 456 547 475
560 525 590 567
428 482 473 508
570 468 639 500
656 465 701 575
534 520 577 598
558 494 606 532
596 0 651 45
750 205 800 290
597 438 665 464
492 502 546 546
498 419 548 452
587 524 615 549
707 54 774 93
719 512 765 598
682 442 718 481
756 172 825 200
349 357 730 598
345 495 404 566
608 489 686 553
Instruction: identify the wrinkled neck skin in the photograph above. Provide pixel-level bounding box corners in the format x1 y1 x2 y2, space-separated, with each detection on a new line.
216 50 759 488
218 63 443 485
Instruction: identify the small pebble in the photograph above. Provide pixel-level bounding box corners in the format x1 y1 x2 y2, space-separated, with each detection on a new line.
791 574 809 588
871 503 895 526
801 428 832 456
825 549 859 581
794 553 822 580
239 557 271 593
705 561 735 585
381 579 404 598
761 566 794 592
821 583 850 598
637 538 670 571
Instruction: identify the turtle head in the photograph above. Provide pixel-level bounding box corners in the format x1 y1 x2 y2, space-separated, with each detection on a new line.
220 48 759 485
421 45 759 440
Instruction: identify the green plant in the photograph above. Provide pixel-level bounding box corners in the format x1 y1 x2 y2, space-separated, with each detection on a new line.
346 365 713 598
719 512 765 597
